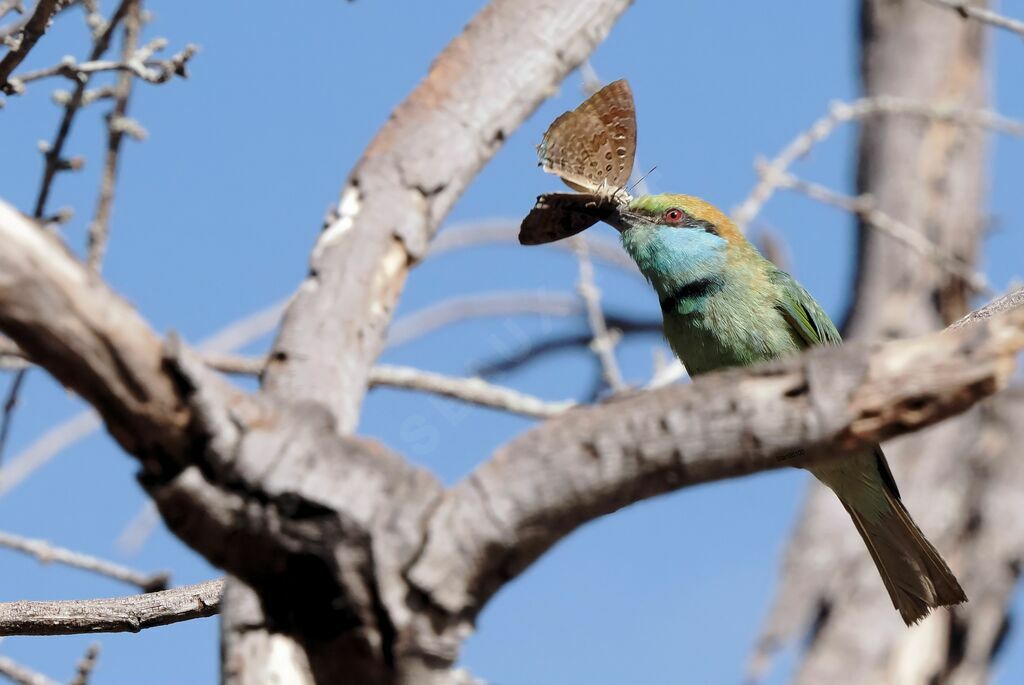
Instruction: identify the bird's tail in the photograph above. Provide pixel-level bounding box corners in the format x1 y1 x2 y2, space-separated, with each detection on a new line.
811 452 967 625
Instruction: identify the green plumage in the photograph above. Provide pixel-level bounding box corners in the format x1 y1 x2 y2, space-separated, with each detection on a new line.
616 193 965 625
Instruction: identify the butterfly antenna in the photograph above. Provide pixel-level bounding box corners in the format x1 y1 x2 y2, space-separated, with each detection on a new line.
629 166 657 194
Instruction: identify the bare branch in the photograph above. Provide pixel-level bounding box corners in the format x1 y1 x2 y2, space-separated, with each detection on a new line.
85 0 141 272
32 0 132 220
407 297 1024 614
0 2 26 24
0 579 223 636
0 0 58 92
0 296 284 499
0 530 168 591
0 656 60 685
732 96 1024 230
573 238 626 392
922 0 1024 39
768 167 992 294
0 368 26 462
261 0 635 431
369 364 573 418
67 644 99 685
8 41 198 94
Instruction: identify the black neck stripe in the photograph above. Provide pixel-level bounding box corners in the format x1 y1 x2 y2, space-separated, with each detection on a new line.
659 277 723 313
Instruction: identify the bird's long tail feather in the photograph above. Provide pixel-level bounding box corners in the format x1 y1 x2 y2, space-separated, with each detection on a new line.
812 451 966 625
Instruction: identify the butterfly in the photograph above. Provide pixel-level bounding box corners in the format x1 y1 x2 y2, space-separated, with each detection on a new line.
519 79 637 245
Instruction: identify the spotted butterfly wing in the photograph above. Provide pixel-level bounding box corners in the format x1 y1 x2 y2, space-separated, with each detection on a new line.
519 193 617 245
537 79 636 194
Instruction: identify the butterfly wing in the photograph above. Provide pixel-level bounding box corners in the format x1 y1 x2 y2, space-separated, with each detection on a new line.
519 193 616 245
538 79 636 194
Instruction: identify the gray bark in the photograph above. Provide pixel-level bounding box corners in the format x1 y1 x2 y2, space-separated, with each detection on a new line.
3 194 1022 683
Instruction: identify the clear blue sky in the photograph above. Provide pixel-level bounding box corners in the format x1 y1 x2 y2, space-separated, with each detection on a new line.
1 2 1022 683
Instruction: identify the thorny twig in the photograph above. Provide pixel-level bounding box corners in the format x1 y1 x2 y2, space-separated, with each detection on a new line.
732 96 1024 230
0 529 169 591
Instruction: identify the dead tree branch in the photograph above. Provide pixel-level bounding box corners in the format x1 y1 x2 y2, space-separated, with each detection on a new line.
0 656 60 685
0 530 168 591
2 190 1022 678
767 167 991 293
573 238 627 392
0 579 223 636
0 0 58 92
923 0 1024 39
407 294 1024 613
732 96 1024 231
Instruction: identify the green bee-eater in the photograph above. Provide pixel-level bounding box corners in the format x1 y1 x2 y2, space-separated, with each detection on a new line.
520 79 965 624
609 193 966 625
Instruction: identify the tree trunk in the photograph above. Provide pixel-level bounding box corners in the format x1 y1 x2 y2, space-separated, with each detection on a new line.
755 3 1024 684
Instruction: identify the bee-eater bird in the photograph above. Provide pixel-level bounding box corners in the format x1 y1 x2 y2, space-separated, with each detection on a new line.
521 80 966 623
613 194 966 624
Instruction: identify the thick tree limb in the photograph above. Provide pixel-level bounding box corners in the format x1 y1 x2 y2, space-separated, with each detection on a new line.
0 579 223 636
261 0 635 430
407 298 1024 614
3 186 1023 679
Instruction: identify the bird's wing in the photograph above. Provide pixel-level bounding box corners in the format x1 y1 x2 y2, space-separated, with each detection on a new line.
768 267 842 349
769 267 901 496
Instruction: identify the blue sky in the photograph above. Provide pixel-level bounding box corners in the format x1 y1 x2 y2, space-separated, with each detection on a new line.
1 1 1022 683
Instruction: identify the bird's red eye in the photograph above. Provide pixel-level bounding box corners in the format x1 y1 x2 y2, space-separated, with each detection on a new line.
663 208 684 224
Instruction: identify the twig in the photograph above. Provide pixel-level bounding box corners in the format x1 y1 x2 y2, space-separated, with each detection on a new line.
0 578 223 636
0 2 26 24
0 656 60 685
369 364 573 418
0 299 286 498
573 237 626 392
86 0 140 272
923 0 1024 39
67 644 99 685
7 41 198 93
0 369 26 463
0 530 168 591
474 315 663 377
0 0 58 92
732 96 1024 230
768 167 993 294
33 0 132 220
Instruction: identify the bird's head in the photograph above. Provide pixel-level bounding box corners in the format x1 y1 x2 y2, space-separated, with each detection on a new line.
614 194 742 294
